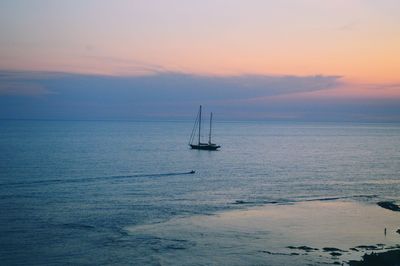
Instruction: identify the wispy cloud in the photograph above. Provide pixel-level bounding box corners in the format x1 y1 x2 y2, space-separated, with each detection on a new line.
337 20 357 31
79 56 169 75
0 70 341 99
0 70 61 96
0 70 399 122
0 82 50 96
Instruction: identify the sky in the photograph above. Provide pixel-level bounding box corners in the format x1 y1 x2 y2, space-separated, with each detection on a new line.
0 0 399 121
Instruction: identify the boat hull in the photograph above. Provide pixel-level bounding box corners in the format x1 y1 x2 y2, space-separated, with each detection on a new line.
190 144 221 150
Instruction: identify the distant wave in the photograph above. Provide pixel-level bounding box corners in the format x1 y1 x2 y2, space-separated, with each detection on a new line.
232 194 378 205
296 180 400 186
0 171 195 187
233 200 281 205
304 194 378 202
60 223 96 231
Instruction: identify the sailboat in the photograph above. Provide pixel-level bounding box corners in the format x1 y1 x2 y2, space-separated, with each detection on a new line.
189 105 221 150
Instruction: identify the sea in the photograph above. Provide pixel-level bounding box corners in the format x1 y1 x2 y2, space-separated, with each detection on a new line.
1 120 400 265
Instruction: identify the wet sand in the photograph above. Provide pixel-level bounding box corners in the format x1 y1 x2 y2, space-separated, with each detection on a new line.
126 200 400 265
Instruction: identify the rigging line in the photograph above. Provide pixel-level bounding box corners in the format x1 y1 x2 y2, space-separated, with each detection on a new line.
189 119 195 144
188 108 199 145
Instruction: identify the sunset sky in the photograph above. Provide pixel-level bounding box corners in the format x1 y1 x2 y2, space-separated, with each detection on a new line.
1 0 399 121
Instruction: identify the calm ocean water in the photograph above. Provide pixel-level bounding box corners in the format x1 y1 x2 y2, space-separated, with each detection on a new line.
1 120 400 265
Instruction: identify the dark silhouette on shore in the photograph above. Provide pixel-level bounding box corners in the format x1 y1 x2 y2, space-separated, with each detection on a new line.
377 201 400 212
349 249 400 266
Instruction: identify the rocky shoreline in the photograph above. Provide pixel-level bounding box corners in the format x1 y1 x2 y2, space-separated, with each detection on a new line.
348 249 400 266
377 201 400 212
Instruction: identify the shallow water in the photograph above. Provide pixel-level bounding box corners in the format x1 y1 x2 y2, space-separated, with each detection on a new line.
126 200 400 265
1 120 400 265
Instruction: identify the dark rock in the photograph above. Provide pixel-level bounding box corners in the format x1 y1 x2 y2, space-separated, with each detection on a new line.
330 251 342 256
355 245 379 250
348 249 400 266
286 245 318 252
386 244 400 250
298 246 318 252
259 250 293 256
377 201 400 212
323 247 345 252
260 250 272 254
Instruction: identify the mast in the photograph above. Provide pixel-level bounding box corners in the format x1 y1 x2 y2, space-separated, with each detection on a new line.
209 112 213 144
198 105 202 145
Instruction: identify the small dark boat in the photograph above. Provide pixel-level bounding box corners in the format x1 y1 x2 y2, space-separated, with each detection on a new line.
189 170 195 174
189 105 221 151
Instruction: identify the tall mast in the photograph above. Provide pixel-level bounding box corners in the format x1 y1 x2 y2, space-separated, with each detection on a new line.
209 112 213 144
198 105 202 145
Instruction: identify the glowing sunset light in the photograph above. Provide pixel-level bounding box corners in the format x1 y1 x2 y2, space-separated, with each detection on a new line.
0 0 399 121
